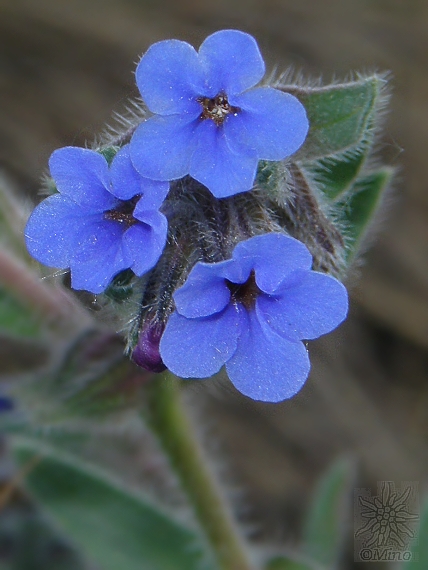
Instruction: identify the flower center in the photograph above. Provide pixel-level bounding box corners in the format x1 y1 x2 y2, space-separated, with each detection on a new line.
104 196 139 227
226 270 261 310
198 93 240 126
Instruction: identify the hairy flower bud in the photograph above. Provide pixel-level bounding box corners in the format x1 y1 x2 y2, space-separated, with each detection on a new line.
132 320 166 373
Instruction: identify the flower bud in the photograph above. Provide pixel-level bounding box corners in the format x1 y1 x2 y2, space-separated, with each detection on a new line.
132 320 166 373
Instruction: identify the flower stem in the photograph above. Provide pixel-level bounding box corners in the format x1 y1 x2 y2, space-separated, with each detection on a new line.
0 249 93 330
146 372 256 570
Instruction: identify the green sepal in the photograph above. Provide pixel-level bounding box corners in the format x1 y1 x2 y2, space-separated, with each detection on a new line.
256 160 284 193
11 438 211 570
104 268 135 303
341 167 393 261
98 146 120 165
302 458 354 568
43 176 60 196
293 75 385 161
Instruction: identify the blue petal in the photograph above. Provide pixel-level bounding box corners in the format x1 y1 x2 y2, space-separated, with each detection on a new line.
69 221 127 293
226 309 310 402
136 39 205 116
110 145 169 208
132 200 168 228
227 87 309 160
122 212 167 275
24 194 97 268
215 254 254 285
137 179 170 211
110 145 142 199
198 30 265 96
131 115 198 181
231 233 313 293
160 303 242 378
190 120 258 197
49 147 117 211
257 271 348 341
173 261 233 318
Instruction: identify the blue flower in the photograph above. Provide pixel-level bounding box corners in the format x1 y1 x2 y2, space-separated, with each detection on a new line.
160 233 348 402
130 30 309 198
25 145 169 294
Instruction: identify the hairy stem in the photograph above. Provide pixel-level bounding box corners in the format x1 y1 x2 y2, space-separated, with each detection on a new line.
0 249 93 330
146 373 256 570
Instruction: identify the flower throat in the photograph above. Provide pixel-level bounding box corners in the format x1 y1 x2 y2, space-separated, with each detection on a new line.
226 270 261 310
198 93 240 126
104 196 140 227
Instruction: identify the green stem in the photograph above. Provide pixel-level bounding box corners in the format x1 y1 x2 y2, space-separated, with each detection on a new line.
147 372 256 570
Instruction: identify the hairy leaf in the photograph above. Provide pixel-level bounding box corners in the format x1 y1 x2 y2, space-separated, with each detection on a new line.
302 458 354 568
292 75 385 161
342 168 393 260
303 147 367 202
12 438 212 570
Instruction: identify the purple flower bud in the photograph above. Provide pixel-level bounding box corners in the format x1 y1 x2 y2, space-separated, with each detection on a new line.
132 321 167 373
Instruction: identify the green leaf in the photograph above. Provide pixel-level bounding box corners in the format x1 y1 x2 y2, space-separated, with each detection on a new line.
303 147 367 202
302 458 354 568
0 286 42 338
294 75 385 161
37 329 149 418
342 168 393 261
402 498 428 569
12 438 212 570
0 506 88 570
265 556 316 570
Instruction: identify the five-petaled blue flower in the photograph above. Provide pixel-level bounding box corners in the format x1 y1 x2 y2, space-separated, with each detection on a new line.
25 145 169 294
130 29 309 198
160 233 348 402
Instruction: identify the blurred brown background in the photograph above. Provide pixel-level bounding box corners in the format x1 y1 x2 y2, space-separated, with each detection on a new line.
1 0 428 564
